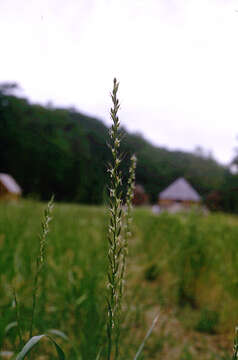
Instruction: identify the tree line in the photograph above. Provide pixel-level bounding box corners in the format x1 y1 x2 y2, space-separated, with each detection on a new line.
0 83 237 212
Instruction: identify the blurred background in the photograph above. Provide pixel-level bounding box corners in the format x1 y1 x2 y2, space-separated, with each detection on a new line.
1 0 238 211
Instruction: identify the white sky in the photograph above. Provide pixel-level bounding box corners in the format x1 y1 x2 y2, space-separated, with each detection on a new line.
1 0 238 165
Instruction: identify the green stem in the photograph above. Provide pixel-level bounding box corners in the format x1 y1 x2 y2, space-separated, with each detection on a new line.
13 288 23 348
29 260 41 339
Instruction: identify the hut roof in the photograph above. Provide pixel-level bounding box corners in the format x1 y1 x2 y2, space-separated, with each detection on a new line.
159 177 201 202
0 173 22 194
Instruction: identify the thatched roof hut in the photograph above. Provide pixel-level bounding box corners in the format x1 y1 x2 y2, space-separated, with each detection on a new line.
0 173 22 200
159 177 201 209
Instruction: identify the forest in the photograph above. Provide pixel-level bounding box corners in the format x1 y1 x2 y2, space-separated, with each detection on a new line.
0 83 238 212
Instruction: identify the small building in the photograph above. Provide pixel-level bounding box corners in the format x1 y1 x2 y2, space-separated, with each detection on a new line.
158 177 201 211
132 184 149 206
0 173 22 200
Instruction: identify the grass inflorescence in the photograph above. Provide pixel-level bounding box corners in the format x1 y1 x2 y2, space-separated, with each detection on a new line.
106 78 124 360
106 78 137 360
120 154 137 297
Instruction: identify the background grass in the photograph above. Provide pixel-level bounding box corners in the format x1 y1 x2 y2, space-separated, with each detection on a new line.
1 200 238 359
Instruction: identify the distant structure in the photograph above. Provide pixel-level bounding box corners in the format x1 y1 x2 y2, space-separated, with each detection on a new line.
132 184 149 206
205 190 222 211
158 177 201 212
0 173 22 200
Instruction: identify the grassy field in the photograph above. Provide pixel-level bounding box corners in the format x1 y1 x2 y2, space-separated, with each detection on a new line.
0 200 238 359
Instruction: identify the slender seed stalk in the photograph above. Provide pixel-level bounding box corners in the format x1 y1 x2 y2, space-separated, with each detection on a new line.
120 154 137 298
113 154 137 359
106 79 137 360
107 78 123 360
29 196 54 339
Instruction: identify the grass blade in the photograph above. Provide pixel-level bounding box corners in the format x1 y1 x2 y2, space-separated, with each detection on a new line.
95 347 102 360
47 329 69 341
233 327 238 360
5 321 18 334
133 314 159 360
15 334 65 360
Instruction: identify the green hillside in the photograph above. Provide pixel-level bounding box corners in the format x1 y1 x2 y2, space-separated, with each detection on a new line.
0 83 237 211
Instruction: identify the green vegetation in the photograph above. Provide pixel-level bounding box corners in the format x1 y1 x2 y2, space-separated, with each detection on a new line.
1 79 238 360
0 201 107 359
1 82 237 211
0 201 238 358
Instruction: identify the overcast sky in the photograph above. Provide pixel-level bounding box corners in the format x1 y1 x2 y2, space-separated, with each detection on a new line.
1 0 238 165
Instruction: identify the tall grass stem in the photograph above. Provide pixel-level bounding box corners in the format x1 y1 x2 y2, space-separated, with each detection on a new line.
13 287 23 348
29 196 54 339
107 78 124 360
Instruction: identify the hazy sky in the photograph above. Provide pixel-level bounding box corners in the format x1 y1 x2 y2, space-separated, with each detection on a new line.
1 0 238 165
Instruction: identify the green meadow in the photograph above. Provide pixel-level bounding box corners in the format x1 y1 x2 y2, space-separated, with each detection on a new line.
1 200 238 359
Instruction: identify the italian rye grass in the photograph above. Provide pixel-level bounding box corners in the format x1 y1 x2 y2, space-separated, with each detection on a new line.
106 78 129 360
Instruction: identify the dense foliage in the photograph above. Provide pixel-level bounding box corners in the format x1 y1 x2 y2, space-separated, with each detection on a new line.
1 83 238 211
0 201 238 359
